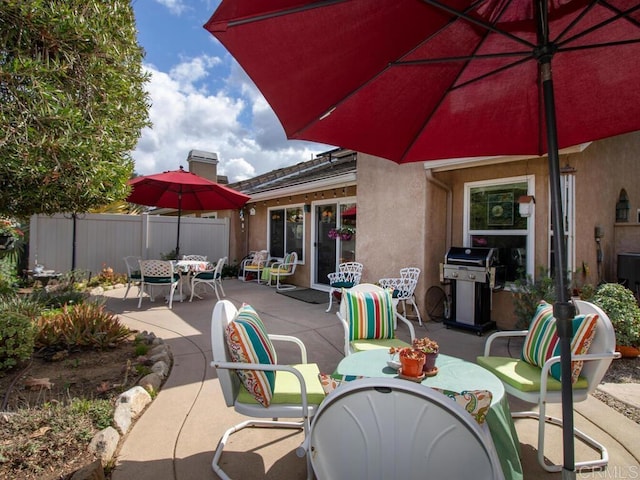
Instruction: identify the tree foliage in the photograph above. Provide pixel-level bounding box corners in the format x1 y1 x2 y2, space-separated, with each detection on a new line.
0 0 150 216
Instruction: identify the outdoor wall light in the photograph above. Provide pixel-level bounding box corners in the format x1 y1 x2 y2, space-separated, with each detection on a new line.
518 195 535 218
616 189 630 222
249 207 256 216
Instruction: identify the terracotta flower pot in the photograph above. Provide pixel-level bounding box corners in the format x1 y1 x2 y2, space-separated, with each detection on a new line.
400 352 425 377
423 352 438 372
616 345 640 358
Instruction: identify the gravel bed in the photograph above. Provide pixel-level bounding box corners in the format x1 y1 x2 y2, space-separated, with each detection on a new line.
593 356 640 425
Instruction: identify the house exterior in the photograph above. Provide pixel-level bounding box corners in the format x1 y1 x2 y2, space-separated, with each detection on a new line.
230 131 640 329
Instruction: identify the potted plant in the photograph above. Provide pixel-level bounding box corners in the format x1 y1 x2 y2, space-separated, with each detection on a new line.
327 226 355 241
412 336 439 372
389 346 425 377
592 283 640 357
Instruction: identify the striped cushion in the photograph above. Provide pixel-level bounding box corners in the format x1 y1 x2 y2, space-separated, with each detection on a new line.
225 305 277 407
521 301 598 383
344 289 395 341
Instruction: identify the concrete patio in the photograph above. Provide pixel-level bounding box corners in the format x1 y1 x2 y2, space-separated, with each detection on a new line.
102 279 640 479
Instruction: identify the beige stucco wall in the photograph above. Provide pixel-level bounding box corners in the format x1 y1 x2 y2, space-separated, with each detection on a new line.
356 155 431 304
241 187 357 288
231 131 640 328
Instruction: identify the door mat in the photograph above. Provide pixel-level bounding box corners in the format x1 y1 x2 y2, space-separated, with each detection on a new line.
277 288 327 304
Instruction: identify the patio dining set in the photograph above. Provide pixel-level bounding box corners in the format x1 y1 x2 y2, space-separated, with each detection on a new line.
123 254 227 308
208 280 619 480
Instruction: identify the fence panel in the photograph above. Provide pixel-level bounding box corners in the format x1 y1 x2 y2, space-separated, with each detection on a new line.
29 213 229 276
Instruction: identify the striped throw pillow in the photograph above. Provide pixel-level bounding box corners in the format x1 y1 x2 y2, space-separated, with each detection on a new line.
225 304 277 407
344 289 395 341
521 301 598 383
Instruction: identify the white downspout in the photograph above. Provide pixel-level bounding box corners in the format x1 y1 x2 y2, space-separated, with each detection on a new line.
425 169 452 251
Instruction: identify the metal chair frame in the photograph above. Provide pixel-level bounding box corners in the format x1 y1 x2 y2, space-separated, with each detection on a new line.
326 261 363 312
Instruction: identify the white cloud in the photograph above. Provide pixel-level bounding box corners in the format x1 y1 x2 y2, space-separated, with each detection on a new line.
131 55 331 183
153 0 188 15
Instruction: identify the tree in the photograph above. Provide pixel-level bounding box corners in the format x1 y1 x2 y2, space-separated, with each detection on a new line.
0 0 150 217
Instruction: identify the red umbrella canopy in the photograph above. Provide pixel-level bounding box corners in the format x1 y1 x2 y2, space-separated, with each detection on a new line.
127 167 250 211
206 0 640 163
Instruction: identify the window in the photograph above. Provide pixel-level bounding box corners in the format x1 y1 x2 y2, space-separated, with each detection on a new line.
465 176 534 283
268 206 304 261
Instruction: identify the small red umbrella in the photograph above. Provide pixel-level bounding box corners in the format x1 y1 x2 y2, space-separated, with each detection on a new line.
127 166 250 258
205 1 640 475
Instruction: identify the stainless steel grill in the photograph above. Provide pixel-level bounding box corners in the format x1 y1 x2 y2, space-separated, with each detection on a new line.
440 247 502 335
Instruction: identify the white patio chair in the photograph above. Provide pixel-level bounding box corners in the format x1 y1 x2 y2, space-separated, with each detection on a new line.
379 267 423 325
241 249 269 283
190 257 227 302
477 299 621 472
268 251 298 290
337 283 416 356
326 261 363 312
122 255 142 301
305 377 504 480
210 300 324 480
137 259 181 309
182 254 207 262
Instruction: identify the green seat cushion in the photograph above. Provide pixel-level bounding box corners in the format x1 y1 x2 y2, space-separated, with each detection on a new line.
130 271 142 280
144 275 179 284
476 356 588 392
351 338 410 352
331 281 353 288
236 363 325 405
195 272 215 280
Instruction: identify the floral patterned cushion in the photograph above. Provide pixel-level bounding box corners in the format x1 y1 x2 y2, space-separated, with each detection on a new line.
434 388 492 425
317 373 492 424
225 304 277 407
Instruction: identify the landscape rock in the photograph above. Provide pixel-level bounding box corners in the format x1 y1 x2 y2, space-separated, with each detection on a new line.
139 372 162 393
70 459 105 480
149 351 171 366
151 360 170 378
88 427 120 466
113 386 152 434
148 344 170 357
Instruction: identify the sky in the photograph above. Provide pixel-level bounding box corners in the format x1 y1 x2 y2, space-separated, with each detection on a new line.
130 0 332 182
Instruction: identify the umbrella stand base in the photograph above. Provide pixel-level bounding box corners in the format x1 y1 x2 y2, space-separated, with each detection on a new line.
443 319 495 336
511 410 609 472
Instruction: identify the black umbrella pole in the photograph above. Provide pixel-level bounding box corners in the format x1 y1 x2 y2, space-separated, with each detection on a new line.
542 61 577 478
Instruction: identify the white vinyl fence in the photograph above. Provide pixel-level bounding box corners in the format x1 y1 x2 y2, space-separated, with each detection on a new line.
29 213 229 276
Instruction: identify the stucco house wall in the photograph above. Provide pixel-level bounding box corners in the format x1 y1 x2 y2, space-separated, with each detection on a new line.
232 131 640 329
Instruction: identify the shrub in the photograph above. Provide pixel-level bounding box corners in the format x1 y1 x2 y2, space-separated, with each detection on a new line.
511 269 556 329
592 283 640 347
0 310 36 370
35 302 131 349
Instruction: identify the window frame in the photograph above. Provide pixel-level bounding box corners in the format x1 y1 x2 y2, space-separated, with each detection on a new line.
464 175 535 287
267 204 305 263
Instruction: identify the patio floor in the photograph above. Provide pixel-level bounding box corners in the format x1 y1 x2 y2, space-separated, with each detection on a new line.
102 279 640 479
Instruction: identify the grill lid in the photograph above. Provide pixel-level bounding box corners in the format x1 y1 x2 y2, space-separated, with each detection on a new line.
444 247 498 267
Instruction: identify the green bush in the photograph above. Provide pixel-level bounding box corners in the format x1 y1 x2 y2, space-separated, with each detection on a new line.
511 268 556 329
592 283 640 347
0 310 36 370
35 302 131 349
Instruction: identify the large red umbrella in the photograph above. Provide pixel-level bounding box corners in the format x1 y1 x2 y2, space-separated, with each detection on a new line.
206 1 640 476
127 166 250 258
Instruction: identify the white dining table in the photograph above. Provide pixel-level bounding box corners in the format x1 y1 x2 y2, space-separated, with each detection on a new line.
174 260 210 300
336 349 523 480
